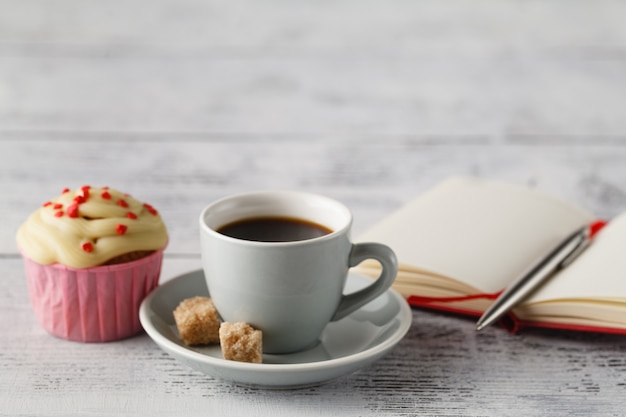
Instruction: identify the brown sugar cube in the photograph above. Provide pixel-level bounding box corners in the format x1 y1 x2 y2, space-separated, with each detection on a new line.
173 297 220 345
219 322 263 364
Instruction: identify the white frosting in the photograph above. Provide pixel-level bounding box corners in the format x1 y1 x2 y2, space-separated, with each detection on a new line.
16 186 168 268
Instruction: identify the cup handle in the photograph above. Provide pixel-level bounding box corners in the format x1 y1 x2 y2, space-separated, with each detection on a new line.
331 242 398 321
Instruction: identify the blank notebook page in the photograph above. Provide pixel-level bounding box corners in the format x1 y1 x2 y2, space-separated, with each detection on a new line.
358 177 595 294
525 211 626 304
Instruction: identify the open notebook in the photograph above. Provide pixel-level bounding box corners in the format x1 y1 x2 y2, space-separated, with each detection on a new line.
356 177 626 334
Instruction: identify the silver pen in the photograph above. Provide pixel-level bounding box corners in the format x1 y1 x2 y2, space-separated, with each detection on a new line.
475 225 592 331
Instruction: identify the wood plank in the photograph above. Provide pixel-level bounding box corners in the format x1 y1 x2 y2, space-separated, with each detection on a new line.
1 0 625 52
4 138 626 255
3 257 626 416
2 54 626 134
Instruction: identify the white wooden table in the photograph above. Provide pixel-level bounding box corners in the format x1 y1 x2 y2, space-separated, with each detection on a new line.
2 1 626 415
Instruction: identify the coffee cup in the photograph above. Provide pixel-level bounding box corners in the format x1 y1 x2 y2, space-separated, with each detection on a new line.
199 191 398 354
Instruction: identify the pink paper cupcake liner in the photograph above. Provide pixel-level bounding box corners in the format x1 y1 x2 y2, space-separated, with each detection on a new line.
22 249 164 342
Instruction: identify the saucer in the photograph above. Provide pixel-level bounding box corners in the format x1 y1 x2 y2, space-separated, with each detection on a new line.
139 269 412 389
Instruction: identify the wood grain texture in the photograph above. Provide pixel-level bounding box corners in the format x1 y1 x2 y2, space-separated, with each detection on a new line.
2 0 626 415
1 1 626 135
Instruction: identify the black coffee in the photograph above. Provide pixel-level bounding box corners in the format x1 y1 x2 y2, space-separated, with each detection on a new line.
216 216 333 242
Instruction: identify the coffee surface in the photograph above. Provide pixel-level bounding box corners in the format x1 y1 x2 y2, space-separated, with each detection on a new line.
216 216 332 242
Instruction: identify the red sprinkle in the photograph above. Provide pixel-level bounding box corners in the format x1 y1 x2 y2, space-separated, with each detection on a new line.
116 224 128 235
53 203 63 210
117 199 129 208
79 186 90 200
67 203 79 218
143 203 158 215
74 195 86 204
126 212 137 220
101 191 112 200
102 186 109 190
61 188 70 194
82 242 94 253
54 211 64 218
43 201 52 207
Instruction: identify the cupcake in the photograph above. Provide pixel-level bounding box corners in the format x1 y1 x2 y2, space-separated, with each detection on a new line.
16 186 168 342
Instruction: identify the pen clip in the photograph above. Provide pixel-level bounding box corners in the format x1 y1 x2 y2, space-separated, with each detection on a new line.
558 227 591 269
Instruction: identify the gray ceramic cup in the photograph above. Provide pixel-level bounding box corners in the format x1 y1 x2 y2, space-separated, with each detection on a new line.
199 191 398 354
